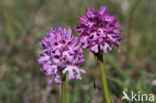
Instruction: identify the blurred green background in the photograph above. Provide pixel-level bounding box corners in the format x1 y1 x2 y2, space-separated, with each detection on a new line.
0 0 155 103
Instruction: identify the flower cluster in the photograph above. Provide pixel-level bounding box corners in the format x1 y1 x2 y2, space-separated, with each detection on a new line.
37 26 85 84
37 6 125 84
75 6 124 53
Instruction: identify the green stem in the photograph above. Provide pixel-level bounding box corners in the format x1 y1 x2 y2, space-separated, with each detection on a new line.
97 52 111 103
61 74 66 103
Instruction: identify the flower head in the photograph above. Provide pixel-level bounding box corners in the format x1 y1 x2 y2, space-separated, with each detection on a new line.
75 6 124 53
37 26 85 84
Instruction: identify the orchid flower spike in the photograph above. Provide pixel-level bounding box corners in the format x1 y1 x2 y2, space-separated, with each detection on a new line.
37 25 85 84
75 6 124 54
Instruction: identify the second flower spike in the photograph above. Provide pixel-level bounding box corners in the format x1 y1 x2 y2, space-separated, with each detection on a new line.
37 25 86 84
75 6 124 53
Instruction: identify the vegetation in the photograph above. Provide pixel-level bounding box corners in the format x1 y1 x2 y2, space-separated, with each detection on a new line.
0 0 155 103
